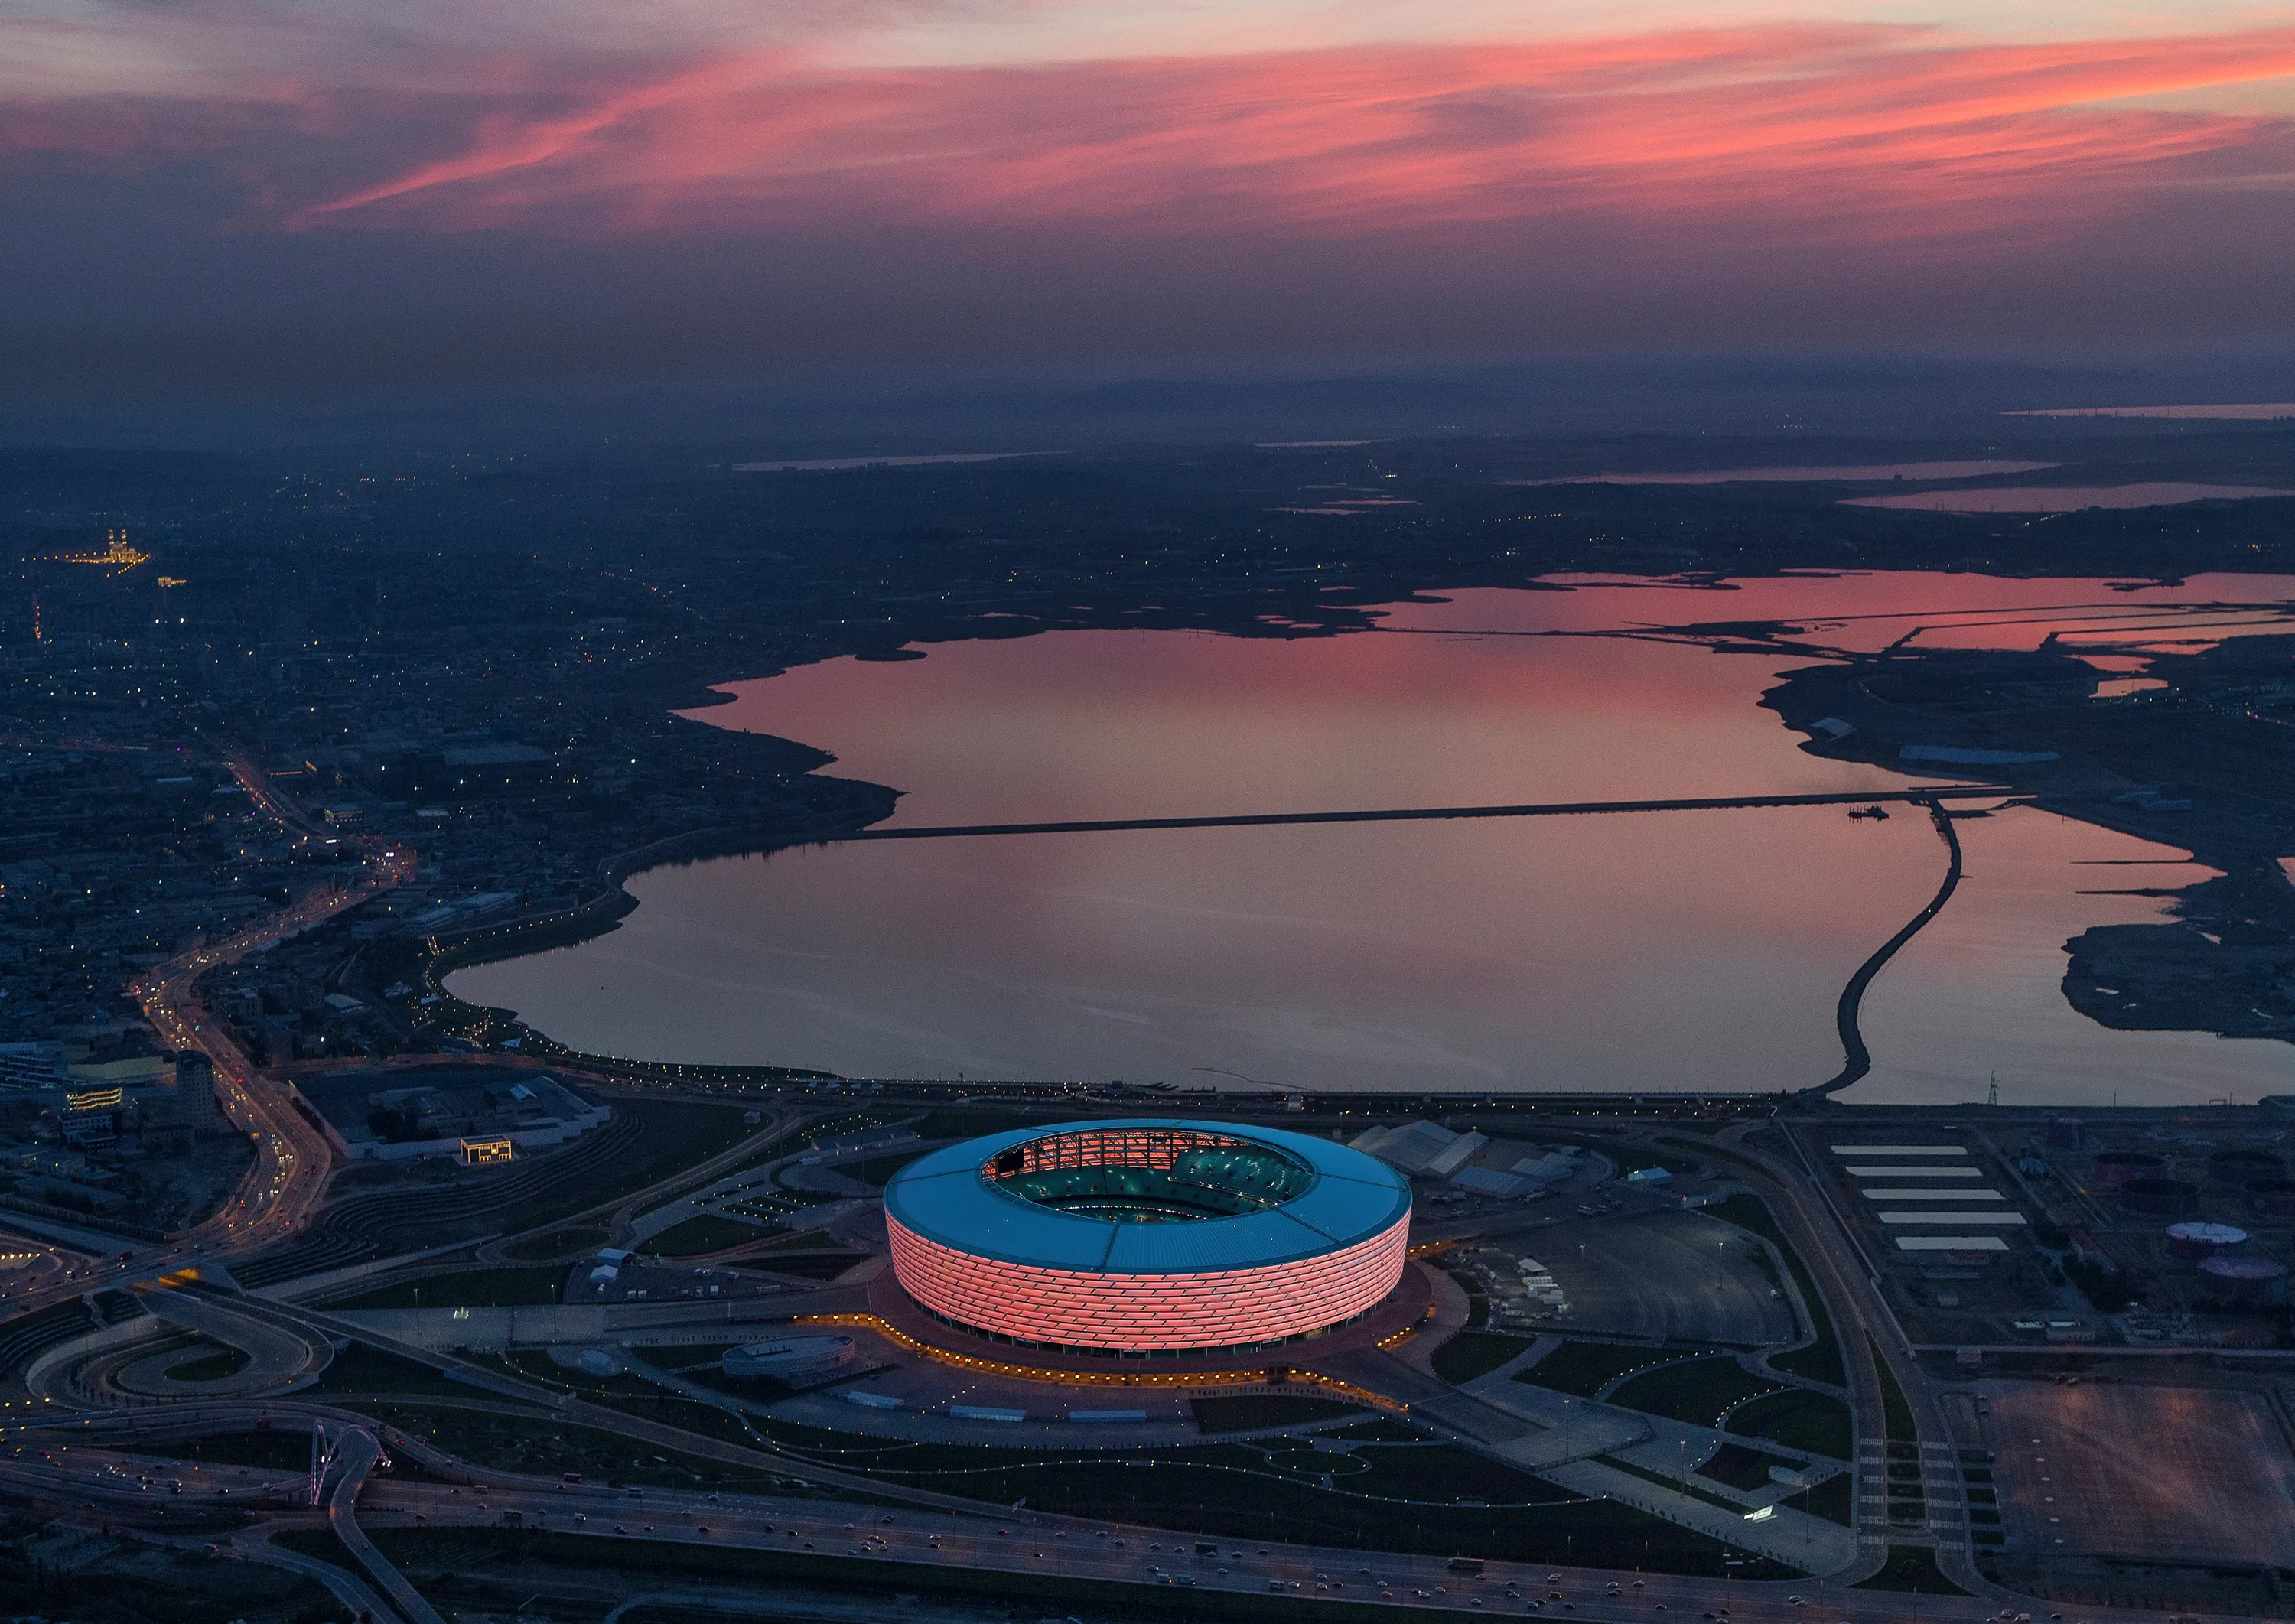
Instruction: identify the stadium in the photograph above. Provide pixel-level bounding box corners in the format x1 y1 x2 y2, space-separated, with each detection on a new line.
882 1119 1412 1354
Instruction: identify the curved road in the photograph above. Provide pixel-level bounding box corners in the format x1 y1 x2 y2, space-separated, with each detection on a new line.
1813 799 1969 1094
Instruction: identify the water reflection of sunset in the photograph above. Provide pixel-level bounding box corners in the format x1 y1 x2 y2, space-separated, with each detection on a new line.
459 577 2295 1103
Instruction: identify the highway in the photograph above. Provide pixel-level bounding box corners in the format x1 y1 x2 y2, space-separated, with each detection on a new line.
1812 802 1965 1094
133 756 412 1252
0 751 415 1334
329 1427 445 1624
838 787 2014 843
0 1434 2166 1624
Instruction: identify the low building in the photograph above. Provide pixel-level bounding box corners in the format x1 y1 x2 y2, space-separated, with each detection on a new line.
1450 1164 1542 1200
0 1043 68 1092
1352 1120 1487 1177
723 1335 858 1380
300 1063 610 1162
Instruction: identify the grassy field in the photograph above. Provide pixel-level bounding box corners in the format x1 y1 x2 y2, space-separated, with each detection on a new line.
756 1249 870 1279
1338 1444 1580 1506
1854 1545 1968 1595
321 1264 569 1310
516 1100 763 1230
500 1225 610 1261
1430 1331 1537 1385
1606 1356 1786 1427
1723 1388 1854 1460
1708 1194 1847 1388
162 1344 252 1383
646 1215 776 1256
1694 1441 1799 1492
304 1342 501 1399
352 1528 1509 1624
1868 1333 1919 1443
1324 1418 1428 1443
120 1427 318 1473
43 1535 343 1624
1781 1472 1856 1527
1190 1395 1366 1432
1444 1268 1490 1330
1593 1455 1748 1515
1554 1135 1706 1180
1515 1339 1701 1398
907 1109 1058 1141
890 1454 1790 1574
336 1399 795 1491
837 1149 929 1186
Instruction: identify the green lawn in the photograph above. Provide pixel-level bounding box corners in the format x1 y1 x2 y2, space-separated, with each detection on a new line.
365 1525 1779 1624
1341 1444 1580 1506
646 1214 775 1256
1561 1135 1706 1180
1323 1417 1430 1443
1724 1388 1854 1460
901 1456 1795 1574
757 1249 871 1280
1191 1394 1366 1432
1444 1268 1490 1330
335 1401 789 1490
1854 1544 1969 1595
837 1148 929 1186
1781 1472 1856 1527
163 1345 252 1383
1694 1441 1800 1492
1607 1356 1785 1426
500 1225 610 1261
1593 1455 1751 1514
1708 1193 1847 1388
122 1428 317 1473
321 1265 570 1310
1869 1333 1919 1444
304 1342 496 1399
1431 1331 1537 1385
1515 1339 1699 1398
516 1100 764 1229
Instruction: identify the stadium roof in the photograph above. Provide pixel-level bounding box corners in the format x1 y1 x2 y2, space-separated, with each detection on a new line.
884 1118 1411 1274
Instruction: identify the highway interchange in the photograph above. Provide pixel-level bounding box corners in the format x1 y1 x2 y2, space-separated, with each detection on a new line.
0 756 2264 1624
0 1429 2085 1624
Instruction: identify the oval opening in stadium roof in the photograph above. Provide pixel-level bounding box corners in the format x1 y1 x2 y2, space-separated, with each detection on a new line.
984 1124 1316 1223
884 1119 1412 1353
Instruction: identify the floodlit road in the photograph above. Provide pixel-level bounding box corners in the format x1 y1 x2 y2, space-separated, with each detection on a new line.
0 753 414 1330
121 756 413 1264
1 1420 2251 1624
347 1479 2147 1624
330 1427 445 1624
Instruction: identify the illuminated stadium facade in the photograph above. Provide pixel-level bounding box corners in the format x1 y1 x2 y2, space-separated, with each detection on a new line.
883 1120 1412 1353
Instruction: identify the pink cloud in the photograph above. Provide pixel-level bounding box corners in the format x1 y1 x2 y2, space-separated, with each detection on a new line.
271 23 2295 242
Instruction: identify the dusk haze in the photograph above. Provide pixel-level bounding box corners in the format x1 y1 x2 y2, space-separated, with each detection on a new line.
6 2 2295 406
3 4 2294 1622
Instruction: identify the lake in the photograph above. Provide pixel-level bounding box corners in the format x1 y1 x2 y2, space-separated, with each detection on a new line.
450 574 2295 1104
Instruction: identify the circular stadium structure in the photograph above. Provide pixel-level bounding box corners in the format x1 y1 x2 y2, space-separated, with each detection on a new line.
883 1119 1411 1353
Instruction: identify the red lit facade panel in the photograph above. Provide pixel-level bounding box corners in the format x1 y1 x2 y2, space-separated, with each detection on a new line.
886 1211 1410 1351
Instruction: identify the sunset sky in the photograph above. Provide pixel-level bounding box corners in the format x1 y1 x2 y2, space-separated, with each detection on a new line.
7 2 2293 407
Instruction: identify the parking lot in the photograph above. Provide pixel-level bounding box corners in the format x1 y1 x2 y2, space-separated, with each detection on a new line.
1980 1381 2295 1567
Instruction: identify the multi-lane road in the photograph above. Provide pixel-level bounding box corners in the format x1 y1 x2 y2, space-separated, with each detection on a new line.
0 753 414 1339
0 1435 2131 1624
129 759 410 1248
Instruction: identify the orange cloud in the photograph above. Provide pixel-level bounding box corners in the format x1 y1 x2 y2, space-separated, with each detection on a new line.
287 23 2295 241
